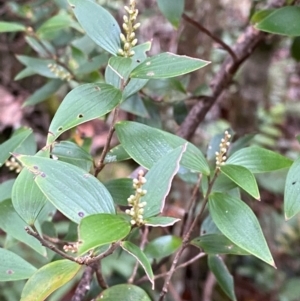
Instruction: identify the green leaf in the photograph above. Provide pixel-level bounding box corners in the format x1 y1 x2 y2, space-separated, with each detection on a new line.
20 260 81 301
104 178 135 206
130 52 210 79
255 7 300 37
208 255 237 301
284 157 300 220
191 234 250 255
0 200 46 256
16 56 63 78
95 284 151 301
120 94 149 118
142 145 186 218
0 21 25 32
78 213 131 255
227 146 292 173
23 79 64 107
291 36 300 62
251 9 275 24
47 83 122 143
144 216 181 227
70 0 121 55
144 235 182 259
14 67 36 81
121 241 154 288
16 155 115 224
209 193 275 267
0 248 37 281
76 53 108 74
104 144 131 164
0 127 32 167
157 0 184 28
220 164 260 200
0 179 15 203
115 121 209 174
51 141 93 171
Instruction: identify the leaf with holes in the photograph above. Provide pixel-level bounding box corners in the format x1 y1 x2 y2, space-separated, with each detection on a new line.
16 155 115 224
20 260 81 301
47 83 122 143
0 248 37 281
78 214 131 255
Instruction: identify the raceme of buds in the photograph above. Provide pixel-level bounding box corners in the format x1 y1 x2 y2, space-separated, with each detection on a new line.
125 170 147 226
48 63 72 81
118 0 140 57
5 157 22 173
215 131 231 169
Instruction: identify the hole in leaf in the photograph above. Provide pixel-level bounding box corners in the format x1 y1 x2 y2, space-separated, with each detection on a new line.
78 212 84 217
292 181 296 185
58 127 63 132
33 166 38 170
40 172 46 178
94 86 100 91
136 59 141 63
78 114 84 118
6 270 14 275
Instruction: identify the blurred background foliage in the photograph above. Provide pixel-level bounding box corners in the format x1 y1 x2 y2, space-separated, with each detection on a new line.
1 0 300 300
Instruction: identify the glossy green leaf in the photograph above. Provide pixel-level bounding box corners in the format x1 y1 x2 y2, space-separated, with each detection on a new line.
251 9 275 24
144 235 182 259
0 179 15 203
70 0 121 55
130 52 210 79
284 157 300 220
16 56 63 78
95 284 151 301
0 248 37 281
221 164 260 200
157 0 184 28
255 7 300 37
208 255 237 301
14 67 36 80
23 79 64 107
0 200 46 256
142 145 186 218
20 260 81 301
104 144 131 164
209 193 275 266
227 146 292 173
104 178 134 206
144 216 181 227
115 121 209 174
191 234 250 255
47 83 122 143
121 241 154 288
0 21 25 32
78 214 131 255
0 127 32 167
16 155 115 224
120 94 149 118
51 141 93 171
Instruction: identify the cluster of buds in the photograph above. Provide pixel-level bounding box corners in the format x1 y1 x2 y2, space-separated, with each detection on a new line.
48 63 72 81
5 157 22 173
63 243 78 254
125 170 147 226
215 131 231 169
118 0 140 57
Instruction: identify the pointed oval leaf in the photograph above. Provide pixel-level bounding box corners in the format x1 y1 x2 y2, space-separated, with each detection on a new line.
0 248 37 281
95 284 151 301
221 164 260 200
70 0 121 55
209 193 275 267
0 127 32 167
47 83 122 143
227 146 292 173
284 157 300 220
130 52 210 79
157 0 184 28
78 214 131 255
144 216 181 227
121 241 154 288
191 234 250 255
20 260 81 301
0 21 26 32
104 144 131 164
0 200 46 255
115 121 209 174
255 7 300 37
208 255 237 301
144 235 182 260
16 155 115 223
0 179 15 203
142 145 186 218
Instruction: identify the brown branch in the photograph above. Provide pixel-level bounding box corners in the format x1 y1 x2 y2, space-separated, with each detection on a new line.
94 262 109 289
182 13 238 62
83 243 120 265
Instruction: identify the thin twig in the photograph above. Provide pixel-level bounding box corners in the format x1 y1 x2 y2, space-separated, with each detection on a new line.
71 265 94 301
182 13 238 62
94 262 109 289
83 243 120 265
